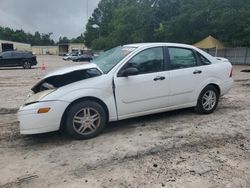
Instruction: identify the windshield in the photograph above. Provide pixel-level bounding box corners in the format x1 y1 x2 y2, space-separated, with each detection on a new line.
92 46 136 73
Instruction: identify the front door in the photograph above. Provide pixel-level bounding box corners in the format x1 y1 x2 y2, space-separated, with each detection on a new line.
114 47 170 119
11 52 24 66
1 51 14 66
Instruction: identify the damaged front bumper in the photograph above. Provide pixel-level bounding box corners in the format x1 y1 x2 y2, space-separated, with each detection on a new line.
18 100 69 135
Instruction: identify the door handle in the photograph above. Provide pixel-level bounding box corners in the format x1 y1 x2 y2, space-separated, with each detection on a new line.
154 76 165 81
193 70 202 74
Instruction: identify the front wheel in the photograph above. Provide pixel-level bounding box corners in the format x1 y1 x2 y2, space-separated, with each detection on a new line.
195 85 219 114
65 101 107 139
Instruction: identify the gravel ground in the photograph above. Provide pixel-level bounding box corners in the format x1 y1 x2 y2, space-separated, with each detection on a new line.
0 56 250 188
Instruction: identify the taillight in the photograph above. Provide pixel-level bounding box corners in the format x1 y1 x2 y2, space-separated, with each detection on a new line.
230 68 233 77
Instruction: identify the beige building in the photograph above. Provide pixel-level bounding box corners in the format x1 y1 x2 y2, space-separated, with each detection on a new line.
59 43 87 56
69 43 86 52
0 40 31 52
32 46 59 55
33 43 87 56
0 40 86 56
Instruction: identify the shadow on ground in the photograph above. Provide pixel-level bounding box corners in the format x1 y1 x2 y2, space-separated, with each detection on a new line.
11 108 193 148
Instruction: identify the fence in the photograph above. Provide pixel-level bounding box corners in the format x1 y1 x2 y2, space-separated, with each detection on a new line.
205 47 250 65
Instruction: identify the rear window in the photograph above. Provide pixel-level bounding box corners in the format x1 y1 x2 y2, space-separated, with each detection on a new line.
197 52 211 65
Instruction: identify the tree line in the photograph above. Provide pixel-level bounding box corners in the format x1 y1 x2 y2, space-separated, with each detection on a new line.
0 27 55 45
84 0 250 50
0 26 84 45
1 0 249 49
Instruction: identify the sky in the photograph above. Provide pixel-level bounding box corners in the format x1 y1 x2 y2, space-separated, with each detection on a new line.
0 0 100 41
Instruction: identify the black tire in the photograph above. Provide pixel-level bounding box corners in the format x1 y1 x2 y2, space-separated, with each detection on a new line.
195 85 219 114
65 101 107 140
23 61 32 69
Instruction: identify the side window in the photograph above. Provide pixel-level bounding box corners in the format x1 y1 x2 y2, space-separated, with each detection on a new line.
2 52 13 58
13 52 21 58
125 47 164 75
197 52 211 65
23 52 32 58
168 48 197 70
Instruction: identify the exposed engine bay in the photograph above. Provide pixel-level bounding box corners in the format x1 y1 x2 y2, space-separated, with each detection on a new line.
32 68 102 93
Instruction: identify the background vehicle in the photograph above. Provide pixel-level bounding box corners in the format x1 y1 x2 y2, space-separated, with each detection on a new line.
72 54 93 62
0 51 37 69
63 51 80 61
18 43 233 139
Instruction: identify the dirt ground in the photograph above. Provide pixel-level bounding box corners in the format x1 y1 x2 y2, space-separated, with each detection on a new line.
0 55 250 188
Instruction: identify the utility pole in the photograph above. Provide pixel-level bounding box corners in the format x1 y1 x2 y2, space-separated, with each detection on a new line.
86 0 89 20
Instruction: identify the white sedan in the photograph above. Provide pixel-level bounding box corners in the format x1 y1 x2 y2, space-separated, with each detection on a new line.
18 43 233 139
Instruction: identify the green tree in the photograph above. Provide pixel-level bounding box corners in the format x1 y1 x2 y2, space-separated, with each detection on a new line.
70 34 85 43
0 26 56 46
84 0 250 50
58 36 70 44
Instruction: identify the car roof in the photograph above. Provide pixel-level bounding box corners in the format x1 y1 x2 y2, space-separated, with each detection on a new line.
1 51 30 53
122 42 215 63
124 42 196 49
1 51 13 53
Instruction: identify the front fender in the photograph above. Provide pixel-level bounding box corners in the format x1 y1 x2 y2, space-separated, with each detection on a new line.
48 88 117 121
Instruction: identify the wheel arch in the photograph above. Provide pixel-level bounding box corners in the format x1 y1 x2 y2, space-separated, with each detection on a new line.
206 83 221 96
194 82 221 106
195 83 221 114
22 58 31 63
59 96 109 130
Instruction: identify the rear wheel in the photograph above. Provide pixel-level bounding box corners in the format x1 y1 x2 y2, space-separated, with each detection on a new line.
23 61 31 69
195 85 219 114
65 101 107 139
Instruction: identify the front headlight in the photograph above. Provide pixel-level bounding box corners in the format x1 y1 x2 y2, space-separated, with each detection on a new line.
24 89 55 105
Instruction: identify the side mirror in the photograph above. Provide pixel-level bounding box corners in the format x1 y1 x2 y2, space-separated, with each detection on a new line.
122 67 139 77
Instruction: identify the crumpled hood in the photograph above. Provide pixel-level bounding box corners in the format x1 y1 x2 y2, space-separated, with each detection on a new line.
43 63 102 79
31 63 103 93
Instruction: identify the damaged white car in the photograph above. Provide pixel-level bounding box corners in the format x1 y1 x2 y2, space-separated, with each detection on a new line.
18 43 233 139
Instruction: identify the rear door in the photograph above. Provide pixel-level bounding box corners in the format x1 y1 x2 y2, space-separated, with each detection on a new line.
166 47 211 107
114 47 170 118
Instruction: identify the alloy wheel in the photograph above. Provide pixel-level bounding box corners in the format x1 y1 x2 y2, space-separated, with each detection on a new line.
202 90 217 111
23 62 31 69
72 107 101 135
